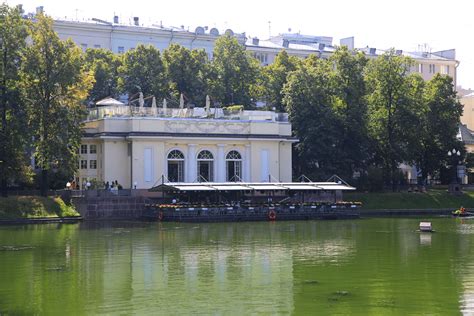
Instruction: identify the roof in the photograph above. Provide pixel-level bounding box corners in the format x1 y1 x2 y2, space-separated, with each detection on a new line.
358 47 457 62
458 124 474 145
149 182 355 192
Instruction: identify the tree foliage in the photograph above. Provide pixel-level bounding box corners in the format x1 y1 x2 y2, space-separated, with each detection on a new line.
83 48 121 103
210 35 259 107
365 50 419 189
283 56 337 179
328 47 369 179
0 4 31 195
21 14 93 195
163 44 209 106
262 50 300 112
414 74 463 183
118 44 167 101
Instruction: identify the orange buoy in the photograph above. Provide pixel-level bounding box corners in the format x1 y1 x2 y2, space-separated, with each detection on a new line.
268 210 276 221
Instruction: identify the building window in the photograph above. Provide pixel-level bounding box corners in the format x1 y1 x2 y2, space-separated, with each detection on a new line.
94 44 101 48
118 46 125 54
226 150 242 182
81 144 87 154
418 64 423 73
253 53 268 64
442 65 450 75
90 144 97 154
89 160 97 169
197 150 214 182
81 43 87 52
429 64 436 74
80 160 87 169
167 150 185 182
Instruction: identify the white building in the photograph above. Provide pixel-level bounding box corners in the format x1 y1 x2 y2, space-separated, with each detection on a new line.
47 11 458 86
78 100 296 189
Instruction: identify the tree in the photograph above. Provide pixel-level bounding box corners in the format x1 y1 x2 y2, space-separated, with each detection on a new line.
118 44 167 101
262 50 300 112
283 55 338 180
209 35 259 107
365 49 417 190
163 44 209 106
415 74 463 183
83 48 121 104
21 14 93 195
328 47 369 180
0 4 30 196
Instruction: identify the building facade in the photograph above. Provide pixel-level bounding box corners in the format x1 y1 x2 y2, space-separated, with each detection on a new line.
49 14 458 86
78 103 295 189
461 93 474 130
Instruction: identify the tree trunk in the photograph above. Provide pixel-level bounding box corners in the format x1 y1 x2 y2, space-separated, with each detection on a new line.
40 169 48 197
0 178 7 198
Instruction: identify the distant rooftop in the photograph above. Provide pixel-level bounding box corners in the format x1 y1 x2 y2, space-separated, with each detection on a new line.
358 47 457 61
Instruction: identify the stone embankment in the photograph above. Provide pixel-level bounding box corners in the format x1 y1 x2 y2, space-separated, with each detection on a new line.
73 195 146 219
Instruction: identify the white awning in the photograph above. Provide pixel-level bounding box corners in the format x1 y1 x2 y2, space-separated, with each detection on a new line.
153 181 356 192
316 184 356 190
211 185 252 191
247 184 288 190
96 97 125 106
173 185 217 191
281 184 322 190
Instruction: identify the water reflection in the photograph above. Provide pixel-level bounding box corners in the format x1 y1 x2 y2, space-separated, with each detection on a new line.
0 218 471 314
419 233 432 245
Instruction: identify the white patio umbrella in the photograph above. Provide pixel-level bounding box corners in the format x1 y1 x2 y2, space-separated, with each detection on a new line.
179 93 184 109
151 96 157 108
162 98 167 111
139 92 144 107
205 95 211 115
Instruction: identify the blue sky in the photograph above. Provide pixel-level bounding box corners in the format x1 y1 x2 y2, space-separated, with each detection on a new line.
7 0 474 90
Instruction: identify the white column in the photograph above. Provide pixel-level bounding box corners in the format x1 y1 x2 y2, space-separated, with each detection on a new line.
217 144 226 182
186 144 197 182
244 144 251 182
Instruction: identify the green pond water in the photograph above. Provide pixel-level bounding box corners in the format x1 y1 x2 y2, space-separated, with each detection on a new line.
0 217 473 315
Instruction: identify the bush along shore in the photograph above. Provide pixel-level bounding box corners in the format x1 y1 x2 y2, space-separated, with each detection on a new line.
0 196 80 222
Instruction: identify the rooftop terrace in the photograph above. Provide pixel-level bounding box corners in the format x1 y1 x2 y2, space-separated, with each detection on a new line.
85 104 289 123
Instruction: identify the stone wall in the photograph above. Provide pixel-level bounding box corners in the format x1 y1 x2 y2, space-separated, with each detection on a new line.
73 196 146 219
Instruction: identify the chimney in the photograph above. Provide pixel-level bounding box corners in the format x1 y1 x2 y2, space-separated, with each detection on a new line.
252 37 259 46
36 6 44 15
283 39 289 48
113 15 119 24
133 17 139 26
369 47 376 55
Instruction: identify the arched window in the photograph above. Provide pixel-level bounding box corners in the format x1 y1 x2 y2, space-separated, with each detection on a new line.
167 150 184 182
197 150 214 182
226 150 242 181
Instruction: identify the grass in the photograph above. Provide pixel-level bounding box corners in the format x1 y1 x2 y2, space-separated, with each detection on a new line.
345 189 474 210
0 196 80 219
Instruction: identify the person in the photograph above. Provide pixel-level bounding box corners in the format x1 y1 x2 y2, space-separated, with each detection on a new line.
461 206 466 214
105 181 110 190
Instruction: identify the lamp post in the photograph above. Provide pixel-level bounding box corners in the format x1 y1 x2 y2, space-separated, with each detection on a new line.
448 148 461 194
66 182 71 190
448 149 461 184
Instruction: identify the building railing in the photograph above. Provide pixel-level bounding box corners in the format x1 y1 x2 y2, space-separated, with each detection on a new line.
85 105 289 122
